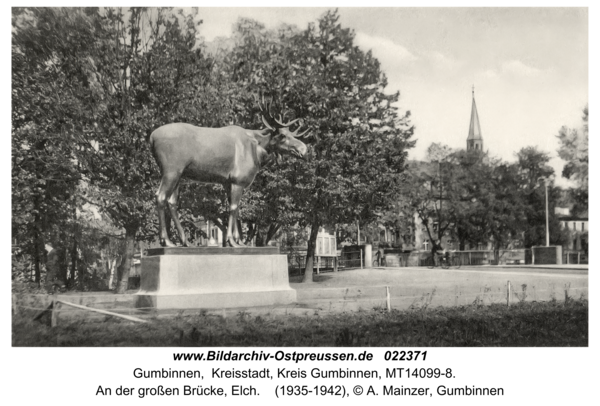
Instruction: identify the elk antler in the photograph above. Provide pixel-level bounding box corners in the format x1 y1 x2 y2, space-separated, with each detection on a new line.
294 126 311 138
258 94 278 129
257 93 301 129
289 120 310 138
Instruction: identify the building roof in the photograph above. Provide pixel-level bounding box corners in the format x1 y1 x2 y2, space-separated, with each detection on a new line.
467 91 483 141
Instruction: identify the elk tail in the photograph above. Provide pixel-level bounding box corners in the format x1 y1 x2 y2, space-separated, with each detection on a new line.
147 129 161 171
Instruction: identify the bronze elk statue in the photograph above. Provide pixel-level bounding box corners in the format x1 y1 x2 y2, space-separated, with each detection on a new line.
149 99 309 247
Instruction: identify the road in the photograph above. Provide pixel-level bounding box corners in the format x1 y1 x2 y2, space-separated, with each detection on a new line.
291 265 588 311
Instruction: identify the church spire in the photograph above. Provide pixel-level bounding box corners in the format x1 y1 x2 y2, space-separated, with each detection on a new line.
467 86 483 151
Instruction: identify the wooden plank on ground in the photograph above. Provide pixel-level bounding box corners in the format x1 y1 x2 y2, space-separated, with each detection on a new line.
57 300 148 324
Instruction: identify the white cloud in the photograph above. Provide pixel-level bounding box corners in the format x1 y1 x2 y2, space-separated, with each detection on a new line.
482 69 499 79
502 60 542 77
427 51 463 70
476 60 543 82
354 32 417 64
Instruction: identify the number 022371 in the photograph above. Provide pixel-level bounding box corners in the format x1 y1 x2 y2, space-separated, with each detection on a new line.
384 351 427 361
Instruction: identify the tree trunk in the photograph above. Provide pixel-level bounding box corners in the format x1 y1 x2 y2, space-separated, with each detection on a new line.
70 238 78 287
32 212 44 285
244 222 257 245
115 224 137 294
222 233 228 247
459 240 466 251
107 258 117 289
302 220 321 283
265 223 281 246
78 256 85 289
255 229 265 247
493 241 501 265
33 229 42 285
59 244 69 284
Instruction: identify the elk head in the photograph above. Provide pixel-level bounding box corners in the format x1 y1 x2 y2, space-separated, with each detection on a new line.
258 96 308 162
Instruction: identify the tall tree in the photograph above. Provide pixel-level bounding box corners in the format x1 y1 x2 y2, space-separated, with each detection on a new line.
402 145 463 253
14 8 213 292
281 11 414 282
444 149 496 250
12 8 97 284
176 17 303 247
75 8 212 292
557 105 588 214
515 147 566 248
469 162 525 262
191 12 416 263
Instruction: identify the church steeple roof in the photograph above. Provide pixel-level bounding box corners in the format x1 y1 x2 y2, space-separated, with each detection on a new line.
467 86 483 141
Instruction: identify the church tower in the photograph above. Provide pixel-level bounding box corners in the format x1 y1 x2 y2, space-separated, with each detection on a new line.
467 86 483 151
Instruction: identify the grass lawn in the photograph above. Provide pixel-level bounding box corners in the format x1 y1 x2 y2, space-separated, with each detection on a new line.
12 298 587 347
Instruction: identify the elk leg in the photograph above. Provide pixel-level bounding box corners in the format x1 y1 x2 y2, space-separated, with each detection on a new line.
167 183 188 247
156 174 179 247
227 184 245 247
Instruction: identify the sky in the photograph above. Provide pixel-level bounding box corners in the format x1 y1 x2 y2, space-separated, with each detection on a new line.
192 6 589 187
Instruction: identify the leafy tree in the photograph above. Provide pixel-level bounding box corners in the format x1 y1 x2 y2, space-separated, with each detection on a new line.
557 105 588 213
184 12 416 264
13 8 213 292
444 149 496 250
167 18 300 248
483 163 528 261
402 144 566 260
73 7 213 292
514 147 566 248
277 11 414 282
13 8 415 289
12 8 96 284
402 145 466 254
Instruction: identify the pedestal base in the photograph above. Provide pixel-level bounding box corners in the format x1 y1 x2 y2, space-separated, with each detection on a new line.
135 247 296 309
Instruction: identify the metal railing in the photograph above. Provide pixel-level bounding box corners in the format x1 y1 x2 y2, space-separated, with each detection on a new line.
287 254 357 275
564 250 588 264
452 251 492 266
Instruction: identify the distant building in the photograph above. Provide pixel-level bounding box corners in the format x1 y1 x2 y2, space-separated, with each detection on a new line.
555 207 588 254
467 86 484 152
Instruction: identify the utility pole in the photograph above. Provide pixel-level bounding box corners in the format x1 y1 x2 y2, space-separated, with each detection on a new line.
545 181 549 247
538 176 552 247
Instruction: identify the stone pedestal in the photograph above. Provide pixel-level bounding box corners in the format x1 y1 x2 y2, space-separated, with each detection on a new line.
135 247 296 309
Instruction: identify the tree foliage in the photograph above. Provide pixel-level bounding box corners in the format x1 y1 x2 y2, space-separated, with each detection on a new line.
12 7 212 291
12 8 415 288
12 8 96 284
557 105 588 213
180 11 416 274
402 143 567 259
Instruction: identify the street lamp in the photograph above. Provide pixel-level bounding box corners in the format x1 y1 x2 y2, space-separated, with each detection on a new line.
538 176 555 247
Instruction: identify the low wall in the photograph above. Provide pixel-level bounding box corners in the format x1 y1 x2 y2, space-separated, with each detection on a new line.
532 246 563 265
382 249 411 267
